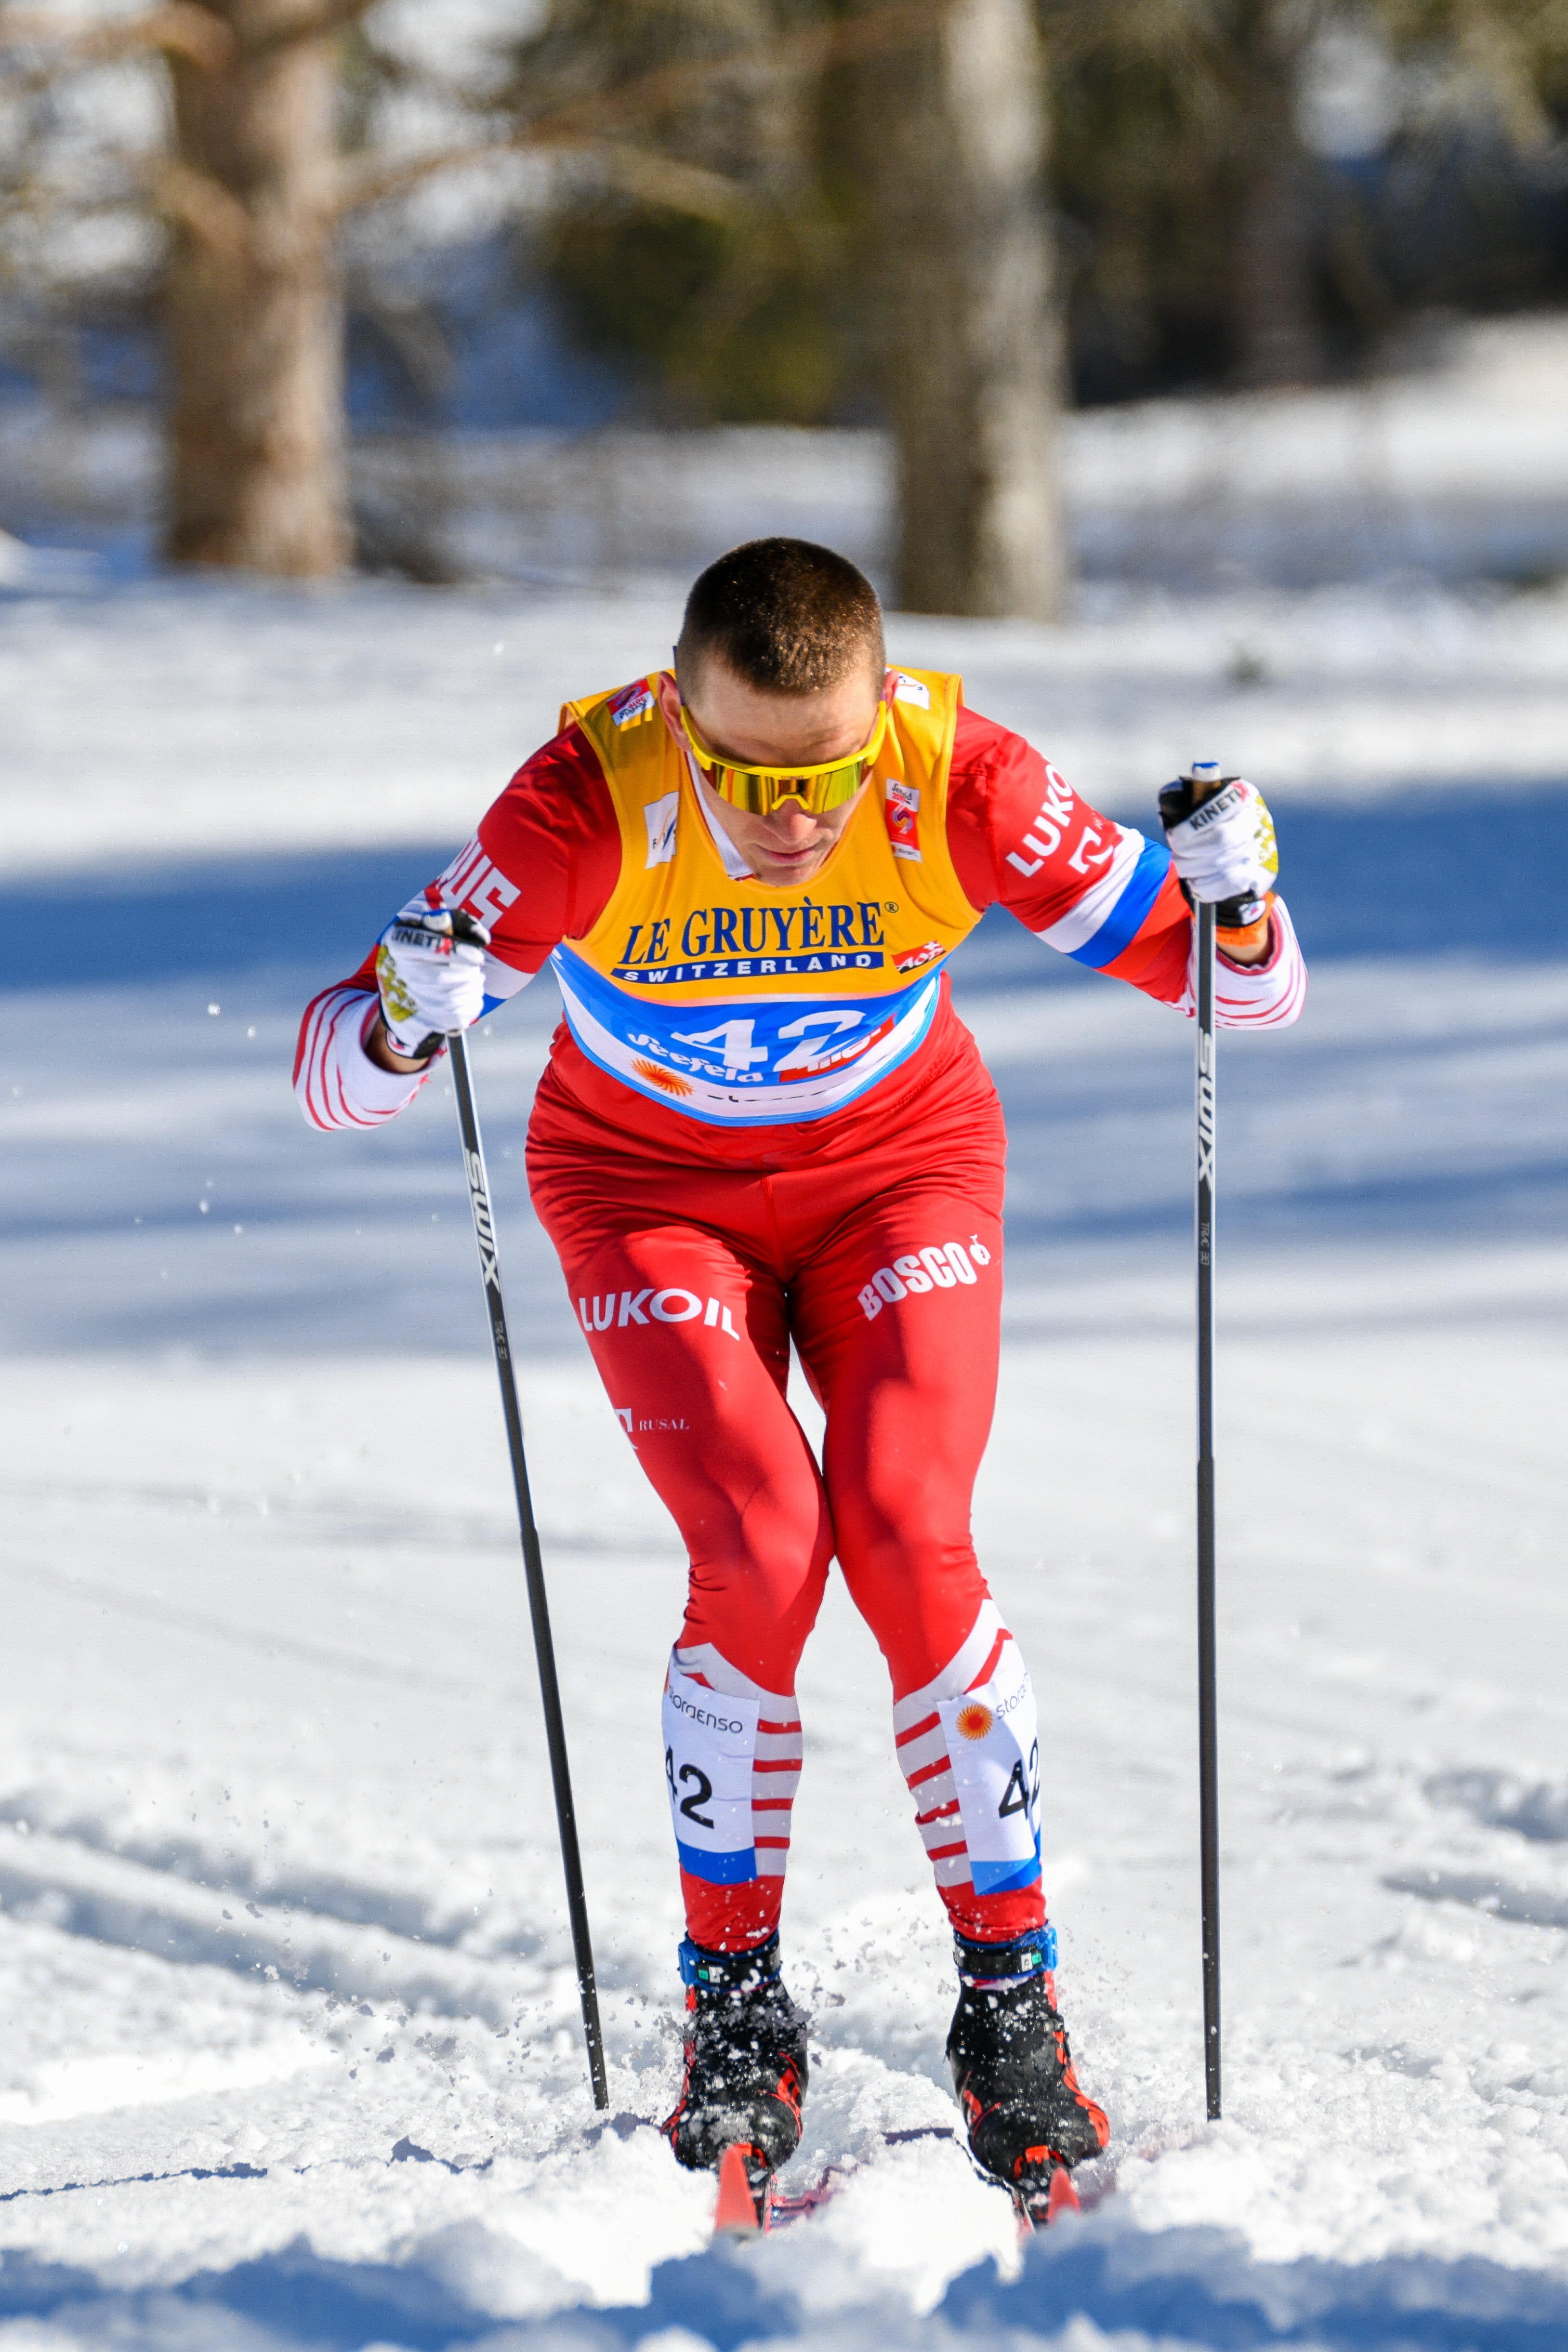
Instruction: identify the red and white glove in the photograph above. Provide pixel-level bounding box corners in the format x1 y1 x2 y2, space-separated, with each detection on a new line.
1160 773 1279 926
374 902 489 1058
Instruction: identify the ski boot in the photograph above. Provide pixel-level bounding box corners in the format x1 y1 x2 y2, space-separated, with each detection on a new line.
947 1925 1108 2228
662 1934 809 2225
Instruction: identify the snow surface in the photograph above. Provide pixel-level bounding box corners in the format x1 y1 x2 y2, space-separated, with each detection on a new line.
5 573 1568 880
1 509 1568 2340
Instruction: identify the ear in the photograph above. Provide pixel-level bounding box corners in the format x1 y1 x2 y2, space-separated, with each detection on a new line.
654 668 686 747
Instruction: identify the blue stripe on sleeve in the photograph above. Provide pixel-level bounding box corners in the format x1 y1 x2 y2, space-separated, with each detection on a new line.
1067 838 1173 968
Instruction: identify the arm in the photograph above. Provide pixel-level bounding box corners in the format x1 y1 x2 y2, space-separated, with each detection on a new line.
944 708 1306 1029
293 724 621 1132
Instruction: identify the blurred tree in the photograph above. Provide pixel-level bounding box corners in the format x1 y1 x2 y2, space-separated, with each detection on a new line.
509 0 846 425
520 0 1062 615
1370 0 1568 309
1217 1 1332 383
163 1 355 573
1373 0 1568 144
4 0 1563 588
1049 0 1337 392
1049 0 1568 399
860 0 1060 615
0 0 971 580
0 1 374 574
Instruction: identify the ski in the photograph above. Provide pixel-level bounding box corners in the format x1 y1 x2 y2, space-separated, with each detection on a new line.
712 2142 773 2235
711 2126 953 2239
710 2123 1091 2239
1011 2161 1081 2232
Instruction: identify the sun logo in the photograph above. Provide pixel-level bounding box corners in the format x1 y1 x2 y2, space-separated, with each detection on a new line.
633 1057 693 1098
955 1701 994 1742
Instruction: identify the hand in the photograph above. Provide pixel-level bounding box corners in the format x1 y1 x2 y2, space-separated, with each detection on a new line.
1158 773 1279 924
373 902 490 1059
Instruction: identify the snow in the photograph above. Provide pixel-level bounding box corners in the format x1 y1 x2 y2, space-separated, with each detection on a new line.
2 369 1568 2346
3 574 1568 880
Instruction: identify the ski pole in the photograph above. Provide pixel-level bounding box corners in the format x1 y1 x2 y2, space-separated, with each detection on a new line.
1193 885 1221 2124
1160 762 1223 2124
420 913 608 2110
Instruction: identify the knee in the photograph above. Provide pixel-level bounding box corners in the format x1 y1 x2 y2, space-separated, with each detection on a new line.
833 1454 974 1590
693 1458 833 1581
682 1469 833 1647
683 1540 831 1691
838 1534 992 1696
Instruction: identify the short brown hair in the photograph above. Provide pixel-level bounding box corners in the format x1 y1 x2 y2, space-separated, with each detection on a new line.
675 538 884 699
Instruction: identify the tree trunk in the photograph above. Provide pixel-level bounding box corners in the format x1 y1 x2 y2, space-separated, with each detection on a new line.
1231 147 1318 385
165 1 349 574
1226 0 1321 387
860 0 1062 620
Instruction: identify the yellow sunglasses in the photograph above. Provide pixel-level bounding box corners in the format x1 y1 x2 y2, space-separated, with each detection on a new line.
680 699 890 816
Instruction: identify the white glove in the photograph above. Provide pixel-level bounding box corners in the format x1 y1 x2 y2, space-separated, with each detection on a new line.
1160 773 1278 923
374 901 489 1058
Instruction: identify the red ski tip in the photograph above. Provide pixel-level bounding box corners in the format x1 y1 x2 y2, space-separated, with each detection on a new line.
1012 2161 1082 2233
1045 2166 1081 2223
714 2143 764 2235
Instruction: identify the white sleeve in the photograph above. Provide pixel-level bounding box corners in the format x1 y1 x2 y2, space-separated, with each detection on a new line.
1189 894 1307 1031
294 985 434 1132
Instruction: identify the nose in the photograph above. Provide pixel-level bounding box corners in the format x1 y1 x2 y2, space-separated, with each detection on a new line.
765 800 819 847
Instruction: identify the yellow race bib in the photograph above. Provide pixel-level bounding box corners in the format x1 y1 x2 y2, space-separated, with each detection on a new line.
554 669 981 1125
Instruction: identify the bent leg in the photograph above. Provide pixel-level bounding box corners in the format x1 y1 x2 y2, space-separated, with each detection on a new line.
794 1188 1046 1943
532 1170 830 1952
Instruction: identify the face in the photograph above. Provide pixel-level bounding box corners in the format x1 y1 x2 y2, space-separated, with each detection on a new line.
656 660 885 888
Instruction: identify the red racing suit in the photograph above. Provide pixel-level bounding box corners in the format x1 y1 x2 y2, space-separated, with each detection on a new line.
297 681 1305 1952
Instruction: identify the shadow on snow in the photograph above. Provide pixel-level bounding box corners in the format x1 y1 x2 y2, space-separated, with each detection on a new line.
4 2209 1568 2352
8 780 1568 992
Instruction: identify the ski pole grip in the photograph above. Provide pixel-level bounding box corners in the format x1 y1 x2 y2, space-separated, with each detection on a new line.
1158 759 1231 829
1158 762 1255 929
396 906 493 957
381 908 494 1061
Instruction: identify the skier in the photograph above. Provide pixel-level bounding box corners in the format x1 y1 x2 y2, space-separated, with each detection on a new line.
296 537 1304 2217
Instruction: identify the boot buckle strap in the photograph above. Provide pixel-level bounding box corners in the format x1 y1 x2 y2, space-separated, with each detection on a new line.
954 1923 1057 1984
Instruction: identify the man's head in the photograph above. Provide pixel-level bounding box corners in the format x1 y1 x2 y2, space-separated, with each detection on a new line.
674 537 885 702
659 538 888 889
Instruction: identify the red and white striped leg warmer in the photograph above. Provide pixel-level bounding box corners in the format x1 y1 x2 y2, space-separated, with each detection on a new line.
663 1641 804 1953
892 1600 1048 1944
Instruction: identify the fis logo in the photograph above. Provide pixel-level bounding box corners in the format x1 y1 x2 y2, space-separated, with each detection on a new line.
643 791 679 868
611 680 657 728
857 1239 992 1321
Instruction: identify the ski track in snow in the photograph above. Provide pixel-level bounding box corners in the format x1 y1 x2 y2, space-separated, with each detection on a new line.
0 568 1566 2349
